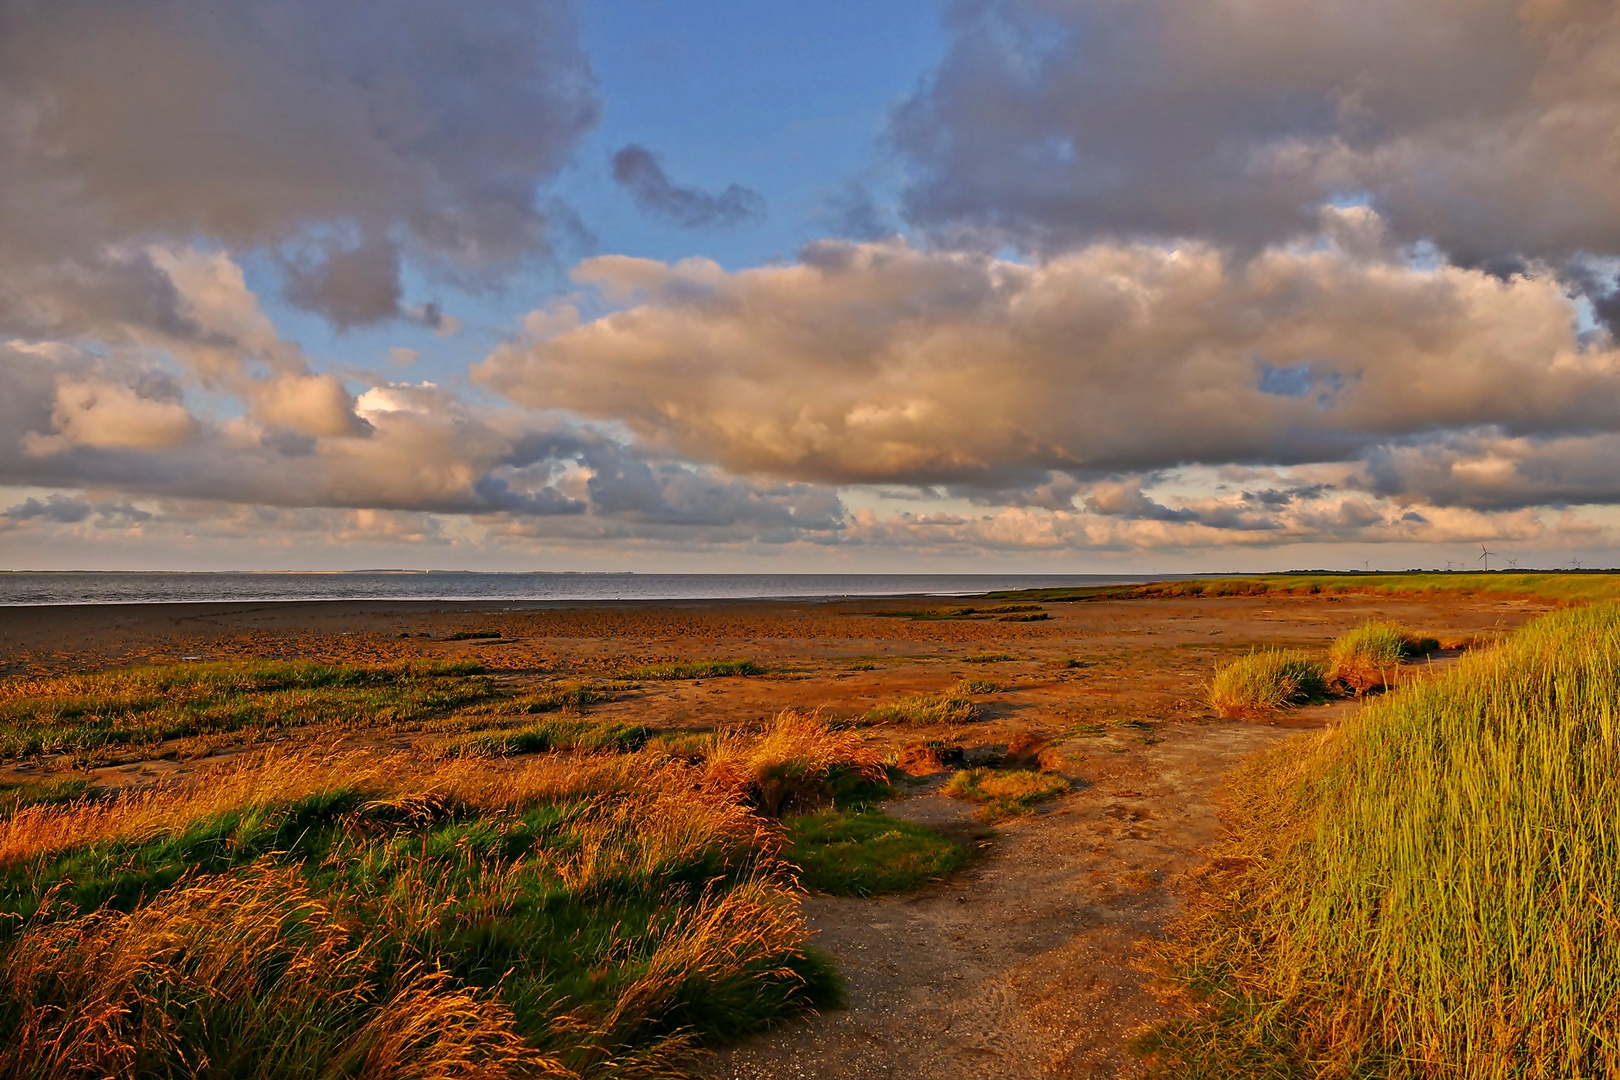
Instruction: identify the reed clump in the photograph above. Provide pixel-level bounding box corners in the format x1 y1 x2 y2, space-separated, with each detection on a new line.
1144 601 1620 1077
1207 649 1328 718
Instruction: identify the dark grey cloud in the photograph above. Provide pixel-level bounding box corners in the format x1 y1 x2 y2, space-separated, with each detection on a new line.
2 494 152 526
890 0 1620 283
611 145 766 229
280 235 403 329
0 0 599 333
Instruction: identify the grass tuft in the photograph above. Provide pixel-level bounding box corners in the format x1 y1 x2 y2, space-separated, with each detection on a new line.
943 768 1069 821
864 692 976 726
953 678 1003 694
963 653 1014 664
1326 619 1438 696
1208 649 1329 718
622 659 763 680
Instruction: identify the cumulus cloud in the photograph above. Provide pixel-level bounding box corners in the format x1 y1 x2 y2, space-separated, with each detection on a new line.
478 236 1620 500
24 378 198 454
890 0 1620 306
610 145 766 229
0 0 598 335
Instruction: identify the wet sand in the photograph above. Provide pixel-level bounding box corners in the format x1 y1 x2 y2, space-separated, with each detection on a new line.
0 588 1551 1077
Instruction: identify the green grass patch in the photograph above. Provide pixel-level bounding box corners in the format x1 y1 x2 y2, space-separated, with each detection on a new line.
864 692 976 725
1142 601 1620 1077
943 768 1070 821
452 716 654 757
963 652 1015 663
0 660 495 761
621 659 763 680
783 809 971 896
1208 649 1329 718
953 678 1003 694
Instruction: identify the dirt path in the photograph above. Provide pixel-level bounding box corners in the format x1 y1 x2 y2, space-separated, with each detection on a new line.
702 708 1342 1080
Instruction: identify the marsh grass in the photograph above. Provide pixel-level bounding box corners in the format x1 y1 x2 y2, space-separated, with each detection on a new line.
1142 601 1620 1078
1208 650 1329 718
943 768 1069 821
0 660 494 761
0 734 857 1077
863 692 976 726
1326 619 1439 695
622 659 763 681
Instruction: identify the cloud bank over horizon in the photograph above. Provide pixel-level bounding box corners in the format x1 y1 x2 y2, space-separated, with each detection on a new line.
3 0 1620 570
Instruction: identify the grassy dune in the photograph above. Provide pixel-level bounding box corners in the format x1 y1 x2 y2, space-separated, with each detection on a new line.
1144 601 1620 1076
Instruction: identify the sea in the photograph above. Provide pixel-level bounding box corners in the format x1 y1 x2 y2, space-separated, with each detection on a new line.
0 572 1172 607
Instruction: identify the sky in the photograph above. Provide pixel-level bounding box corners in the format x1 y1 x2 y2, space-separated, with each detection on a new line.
4 0 1620 573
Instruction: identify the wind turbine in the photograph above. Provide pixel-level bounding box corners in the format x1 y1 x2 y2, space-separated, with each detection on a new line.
1445 559 1456 572
1478 543 1497 572
1506 557 1518 570
1572 556 1584 570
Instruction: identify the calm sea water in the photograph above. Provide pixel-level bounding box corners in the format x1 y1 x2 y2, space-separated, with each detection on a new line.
0 572 1168 607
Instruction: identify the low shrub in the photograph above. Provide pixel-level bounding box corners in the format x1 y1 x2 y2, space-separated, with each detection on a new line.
943 768 1070 821
1208 649 1328 718
953 678 1002 694
963 653 1014 663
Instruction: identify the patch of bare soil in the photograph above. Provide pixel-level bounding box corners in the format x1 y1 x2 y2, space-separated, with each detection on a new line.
0 589 1550 1073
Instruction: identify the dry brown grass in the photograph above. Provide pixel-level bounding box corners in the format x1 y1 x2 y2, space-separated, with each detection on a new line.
703 709 883 815
0 863 558 1080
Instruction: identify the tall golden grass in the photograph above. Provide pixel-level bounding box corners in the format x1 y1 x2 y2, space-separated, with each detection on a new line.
1146 601 1620 1077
